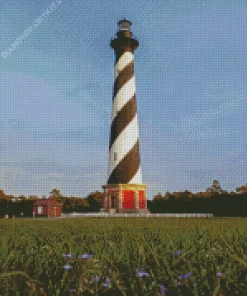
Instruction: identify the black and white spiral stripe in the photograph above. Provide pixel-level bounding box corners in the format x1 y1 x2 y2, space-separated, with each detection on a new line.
107 50 142 185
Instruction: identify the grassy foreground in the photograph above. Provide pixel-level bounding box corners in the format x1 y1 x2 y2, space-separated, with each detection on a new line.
0 217 247 295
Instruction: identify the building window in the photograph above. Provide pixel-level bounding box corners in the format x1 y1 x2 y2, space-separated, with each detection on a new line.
114 152 117 161
38 206 43 214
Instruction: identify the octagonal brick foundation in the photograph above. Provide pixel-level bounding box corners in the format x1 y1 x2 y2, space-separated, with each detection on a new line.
102 184 149 213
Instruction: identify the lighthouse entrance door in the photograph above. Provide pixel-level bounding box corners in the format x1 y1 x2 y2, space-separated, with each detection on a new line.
109 195 116 214
111 196 115 209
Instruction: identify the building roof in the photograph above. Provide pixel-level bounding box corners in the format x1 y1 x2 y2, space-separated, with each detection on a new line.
33 199 63 206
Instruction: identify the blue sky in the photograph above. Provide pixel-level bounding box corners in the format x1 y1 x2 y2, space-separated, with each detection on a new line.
0 0 246 198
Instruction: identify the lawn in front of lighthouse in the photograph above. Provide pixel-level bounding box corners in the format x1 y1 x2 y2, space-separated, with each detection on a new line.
1 217 247 295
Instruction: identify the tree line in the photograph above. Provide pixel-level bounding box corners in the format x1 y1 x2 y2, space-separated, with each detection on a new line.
0 181 247 217
149 190 247 216
0 189 104 218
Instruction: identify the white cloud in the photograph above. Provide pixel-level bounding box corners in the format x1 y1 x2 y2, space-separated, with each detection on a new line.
0 70 103 132
1 166 105 197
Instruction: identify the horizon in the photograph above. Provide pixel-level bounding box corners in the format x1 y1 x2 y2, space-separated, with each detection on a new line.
1 0 246 199
2 179 247 199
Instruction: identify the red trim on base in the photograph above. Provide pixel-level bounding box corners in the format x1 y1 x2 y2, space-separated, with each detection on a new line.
122 190 135 209
139 190 146 209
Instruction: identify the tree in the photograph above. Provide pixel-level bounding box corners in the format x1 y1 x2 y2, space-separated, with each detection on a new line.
164 191 173 200
0 189 12 200
28 195 39 200
18 195 27 201
49 189 65 203
236 183 247 194
63 197 77 212
76 198 89 212
194 192 214 199
183 190 194 200
173 192 186 200
86 191 104 212
62 197 90 213
151 193 167 213
206 180 226 194
0 189 6 199
49 189 62 198
153 193 164 202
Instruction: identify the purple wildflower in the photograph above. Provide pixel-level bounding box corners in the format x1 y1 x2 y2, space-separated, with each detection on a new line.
177 281 182 286
184 272 193 279
91 275 100 282
178 272 192 280
175 250 182 256
68 289 76 294
63 253 73 259
78 253 93 259
63 264 72 271
102 277 111 287
216 272 222 278
137 269 149 277
157 284 168 295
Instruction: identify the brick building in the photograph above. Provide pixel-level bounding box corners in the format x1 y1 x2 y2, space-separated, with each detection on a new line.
33 199 63 217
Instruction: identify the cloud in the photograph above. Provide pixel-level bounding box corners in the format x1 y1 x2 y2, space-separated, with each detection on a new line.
144 89 246 143
185 148 247 191
0 156 105 176
1 166 105 197
1 70 105 133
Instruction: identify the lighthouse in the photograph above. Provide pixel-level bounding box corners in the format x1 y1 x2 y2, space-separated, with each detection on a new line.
102 19 149 214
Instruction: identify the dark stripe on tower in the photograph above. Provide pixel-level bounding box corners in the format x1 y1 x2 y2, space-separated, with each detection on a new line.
113 61 134 99
107 140 140 184
109 94 137 149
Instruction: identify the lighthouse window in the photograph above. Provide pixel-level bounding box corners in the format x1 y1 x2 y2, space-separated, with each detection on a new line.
119 21 131 31
114 152 117 161
120 23 129 30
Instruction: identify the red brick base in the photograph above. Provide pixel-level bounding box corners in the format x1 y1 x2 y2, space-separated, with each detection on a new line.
102 184 149 213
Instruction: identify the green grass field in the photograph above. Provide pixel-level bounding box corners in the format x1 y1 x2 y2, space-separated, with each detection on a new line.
0 217 247 296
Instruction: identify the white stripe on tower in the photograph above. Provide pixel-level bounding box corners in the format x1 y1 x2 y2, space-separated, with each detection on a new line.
129 166 142 184
111 76 136 121
114 51 134 80
107 50 142 185
108 114 138 177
